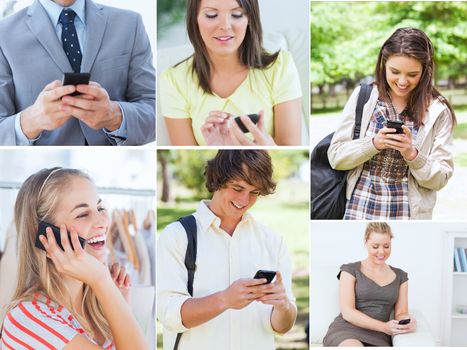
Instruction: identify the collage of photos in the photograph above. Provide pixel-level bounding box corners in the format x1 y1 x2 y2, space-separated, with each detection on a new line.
0 0 465 349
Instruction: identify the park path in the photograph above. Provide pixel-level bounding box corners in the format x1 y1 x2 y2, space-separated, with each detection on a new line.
310 112 467 219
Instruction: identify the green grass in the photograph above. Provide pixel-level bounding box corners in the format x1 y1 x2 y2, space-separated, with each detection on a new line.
455 153 467 168
311 88 467 116
453 123 467 140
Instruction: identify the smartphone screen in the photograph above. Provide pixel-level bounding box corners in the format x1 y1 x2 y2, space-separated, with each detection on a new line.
234 114 259 133
253 269 276 284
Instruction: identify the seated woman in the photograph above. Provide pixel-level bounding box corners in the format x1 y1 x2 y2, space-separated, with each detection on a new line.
0 168 147 349
159 0 303 146
323 223 416 346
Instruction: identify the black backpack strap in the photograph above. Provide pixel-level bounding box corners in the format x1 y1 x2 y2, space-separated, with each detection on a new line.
353 83 373 140
173 215 197 350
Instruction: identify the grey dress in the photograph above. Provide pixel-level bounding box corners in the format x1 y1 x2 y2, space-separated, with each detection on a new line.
323 261 408 346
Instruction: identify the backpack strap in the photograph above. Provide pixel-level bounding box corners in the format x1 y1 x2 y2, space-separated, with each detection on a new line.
353 83 373 140
173 215 197 350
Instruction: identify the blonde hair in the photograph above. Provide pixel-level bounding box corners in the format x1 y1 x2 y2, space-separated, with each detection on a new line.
4 168 112 341
364 222 394 242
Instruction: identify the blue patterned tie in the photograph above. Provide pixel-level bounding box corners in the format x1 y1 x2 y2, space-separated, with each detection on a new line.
59 9 82 73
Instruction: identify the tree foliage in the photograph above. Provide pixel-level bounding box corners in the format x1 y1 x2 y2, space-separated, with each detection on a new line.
169 150 308 198
311 2 467 87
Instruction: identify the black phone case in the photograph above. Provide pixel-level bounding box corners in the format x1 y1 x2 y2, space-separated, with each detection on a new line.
398 318 411 325
62 72 91 96
234 114 259 133
386 120 404 134
253 269 276 284
35 221 86 251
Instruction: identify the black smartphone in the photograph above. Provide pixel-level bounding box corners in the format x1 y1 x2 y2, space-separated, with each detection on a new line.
398 318 411 325
386 120 404 134
253 269 276 284
35 221 86 252
234 113 259 133
62 72 91 96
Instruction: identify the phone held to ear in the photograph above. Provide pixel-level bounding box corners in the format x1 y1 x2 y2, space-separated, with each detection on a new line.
398 318 411 325
62 72 91 96
234 113 259 133
386 120 404 134
253 269 276 284
35 221 86 252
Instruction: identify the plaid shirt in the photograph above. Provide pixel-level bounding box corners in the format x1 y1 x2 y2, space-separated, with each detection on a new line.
344 98 419 220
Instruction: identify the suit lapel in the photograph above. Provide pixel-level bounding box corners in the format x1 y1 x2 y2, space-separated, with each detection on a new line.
81 0 107 73
26 0 72 73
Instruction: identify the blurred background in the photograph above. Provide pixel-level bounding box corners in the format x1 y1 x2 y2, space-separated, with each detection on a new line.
156 149 310 350
310 1 467 219
311 221 467 347
0 149 156 348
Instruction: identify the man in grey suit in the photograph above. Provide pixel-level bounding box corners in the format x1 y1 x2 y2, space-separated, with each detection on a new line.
0 0 155 145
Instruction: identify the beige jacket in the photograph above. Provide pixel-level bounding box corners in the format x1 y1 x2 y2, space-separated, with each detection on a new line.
328 85 454 219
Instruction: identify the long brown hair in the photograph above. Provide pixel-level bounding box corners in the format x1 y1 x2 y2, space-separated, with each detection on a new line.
4 168 112 341
375 27 456 127
185 0 279 94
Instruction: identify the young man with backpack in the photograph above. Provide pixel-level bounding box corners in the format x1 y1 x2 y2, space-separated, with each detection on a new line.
157 150 297 350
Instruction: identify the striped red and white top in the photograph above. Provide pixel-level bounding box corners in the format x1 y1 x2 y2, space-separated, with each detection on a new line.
1 293 114 350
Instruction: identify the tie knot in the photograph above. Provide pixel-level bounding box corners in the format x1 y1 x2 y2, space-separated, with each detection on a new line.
59 8 76 25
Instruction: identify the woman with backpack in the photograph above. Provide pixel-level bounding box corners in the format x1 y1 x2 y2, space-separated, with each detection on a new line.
328 27 456 219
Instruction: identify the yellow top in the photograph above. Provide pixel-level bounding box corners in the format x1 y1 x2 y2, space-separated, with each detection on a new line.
159 50 302 145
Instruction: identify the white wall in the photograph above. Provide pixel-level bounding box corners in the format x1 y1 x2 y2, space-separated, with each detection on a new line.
311 221 467 345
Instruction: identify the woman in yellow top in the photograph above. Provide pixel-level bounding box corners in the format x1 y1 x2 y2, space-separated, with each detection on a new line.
159 0 303 146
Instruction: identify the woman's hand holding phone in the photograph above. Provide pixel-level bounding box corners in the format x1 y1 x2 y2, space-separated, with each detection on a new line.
373 126 418 160
384 317 417 335
38 224 108 288
230 110 276 146
201 111 238 145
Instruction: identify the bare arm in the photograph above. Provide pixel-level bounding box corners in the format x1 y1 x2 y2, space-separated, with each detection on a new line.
164 117 198 145
41 227 148 350
339 271 391 334
273 98 302 146
394 282 417 332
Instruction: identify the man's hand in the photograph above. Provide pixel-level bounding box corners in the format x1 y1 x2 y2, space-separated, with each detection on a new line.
61 82 122 131
257 272 291 311
221 278 269 310
21 80 76 139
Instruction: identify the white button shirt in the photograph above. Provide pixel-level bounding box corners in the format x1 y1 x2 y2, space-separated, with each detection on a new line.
157 201 295 350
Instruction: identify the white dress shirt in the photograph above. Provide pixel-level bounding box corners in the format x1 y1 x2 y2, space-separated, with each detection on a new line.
157 200 295 350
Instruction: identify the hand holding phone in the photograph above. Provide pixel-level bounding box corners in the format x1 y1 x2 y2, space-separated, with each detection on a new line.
35 221 86 251
398 318 411 325
62 72 91 96
234 114 259 133
253 269 276 284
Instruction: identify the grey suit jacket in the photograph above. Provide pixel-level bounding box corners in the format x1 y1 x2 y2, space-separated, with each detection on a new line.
0 0 155 145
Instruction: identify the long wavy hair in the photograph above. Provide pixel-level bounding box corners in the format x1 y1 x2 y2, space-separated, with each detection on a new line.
4 168 112 341
185 0 279 94
375 27 456 128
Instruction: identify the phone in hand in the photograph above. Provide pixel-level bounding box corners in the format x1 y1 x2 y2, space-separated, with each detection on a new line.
385 120 404 134
234 113 259 133
62 72 91 96
398 318 411 325
253 270 276 284
35 221 86 252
